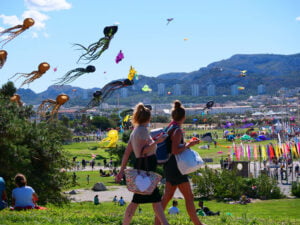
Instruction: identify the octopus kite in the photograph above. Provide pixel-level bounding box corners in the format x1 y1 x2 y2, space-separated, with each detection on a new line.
10 94 23 107
203 100 214 113
0 18 35 47
38 94 69 119
55 65 96 85
0 50 8 69
75 25 118 63
81 78 134 112
10 62 50 88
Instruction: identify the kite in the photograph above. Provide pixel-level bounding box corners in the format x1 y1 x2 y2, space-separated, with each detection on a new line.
142 84 152 92
55 65 96 85
80 78 134 112
10 94 23 106
0 18 35 47
53 67 57 72
115 50 124 64
128 66 137 80
0 50 7 69
99 129 119 148
239 70 247 77
9 62 50 88
37 94 69 119
238 86 245 90
183 38 188 41
75 25 118 63
166 18 174 25
203 100 214 111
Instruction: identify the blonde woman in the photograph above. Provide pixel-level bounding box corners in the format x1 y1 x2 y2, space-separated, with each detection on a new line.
116 103 170 225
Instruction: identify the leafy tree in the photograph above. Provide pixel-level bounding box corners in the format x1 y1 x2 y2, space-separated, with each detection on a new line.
0 85 72 205
0 81 16 97
91 116 116 130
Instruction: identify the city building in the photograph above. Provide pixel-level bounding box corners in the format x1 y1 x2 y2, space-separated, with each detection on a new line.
191 84 199 96
231 84 239 96
207 84 216 96
157 83 165 96
173 84 182 96
257 84 266 95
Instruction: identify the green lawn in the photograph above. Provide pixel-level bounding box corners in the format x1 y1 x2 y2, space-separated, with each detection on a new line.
63 141 117 161
1 199 299 224
67 170 119 190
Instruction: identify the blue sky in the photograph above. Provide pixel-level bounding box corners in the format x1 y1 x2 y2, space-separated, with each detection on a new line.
0 0 300 93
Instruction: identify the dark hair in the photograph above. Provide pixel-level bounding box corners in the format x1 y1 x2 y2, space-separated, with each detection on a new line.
172 200 178 206
132 103 151 125
171 100 185 122
14 173 27 187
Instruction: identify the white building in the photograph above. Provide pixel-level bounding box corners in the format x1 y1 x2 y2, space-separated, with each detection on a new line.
207 84 216 96
158 83 165 96
173 84 182 96
191 84 199 96
231 84 239 96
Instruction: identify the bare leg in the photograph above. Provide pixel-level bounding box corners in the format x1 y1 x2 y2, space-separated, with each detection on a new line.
154 182 177 225
123 202 138 225
152 202 170 225
178 182 205 225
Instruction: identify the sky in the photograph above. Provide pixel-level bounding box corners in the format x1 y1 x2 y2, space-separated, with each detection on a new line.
0 0 300 93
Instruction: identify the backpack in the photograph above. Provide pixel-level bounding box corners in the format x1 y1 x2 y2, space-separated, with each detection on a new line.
150 124 179 164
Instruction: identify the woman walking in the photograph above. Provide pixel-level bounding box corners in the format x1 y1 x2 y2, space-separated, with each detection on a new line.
155 100 206 225
116 103 170 225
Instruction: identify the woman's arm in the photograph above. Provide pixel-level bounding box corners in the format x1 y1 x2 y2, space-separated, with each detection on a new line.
171 129 200 155
115 142 133 182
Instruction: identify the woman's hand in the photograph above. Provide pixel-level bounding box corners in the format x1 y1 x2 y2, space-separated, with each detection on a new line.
186 139 200 148
115 171 124 183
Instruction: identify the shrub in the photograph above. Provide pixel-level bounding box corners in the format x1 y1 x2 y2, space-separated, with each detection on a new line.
291 181 300 198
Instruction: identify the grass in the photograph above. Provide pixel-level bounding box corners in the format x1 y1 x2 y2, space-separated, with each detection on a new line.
67 170 119 190
1 199 299 224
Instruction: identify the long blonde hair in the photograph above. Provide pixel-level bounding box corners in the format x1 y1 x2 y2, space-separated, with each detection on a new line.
132 103 151 126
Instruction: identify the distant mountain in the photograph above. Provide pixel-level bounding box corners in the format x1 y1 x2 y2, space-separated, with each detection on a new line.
18 53 300 106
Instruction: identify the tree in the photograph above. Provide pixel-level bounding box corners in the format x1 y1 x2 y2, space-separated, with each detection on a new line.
0 93 72 205
91 116 116 130
0 81 16 97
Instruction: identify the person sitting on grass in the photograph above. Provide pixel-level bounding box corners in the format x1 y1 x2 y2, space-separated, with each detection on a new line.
196 201 220 216
118 196 126 206
11 174 40 210
168 200 179 214
113 195 118 204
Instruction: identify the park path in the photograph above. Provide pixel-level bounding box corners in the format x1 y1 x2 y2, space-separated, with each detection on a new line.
67 185 184 203
68 161 299 202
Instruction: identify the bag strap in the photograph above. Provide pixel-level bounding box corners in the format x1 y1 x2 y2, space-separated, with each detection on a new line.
137 145 150 175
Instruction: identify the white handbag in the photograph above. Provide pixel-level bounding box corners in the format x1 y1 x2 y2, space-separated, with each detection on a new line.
175 148 204 175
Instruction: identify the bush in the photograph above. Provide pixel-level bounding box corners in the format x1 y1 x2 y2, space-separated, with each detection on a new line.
192 167 283 200
291 181 300 198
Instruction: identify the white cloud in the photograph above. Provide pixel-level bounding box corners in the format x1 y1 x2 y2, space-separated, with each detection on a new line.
296 17 300 21
0 0 71 39
25 0 72 12
22 9 49 30
32 32 39 38
0 15 22 26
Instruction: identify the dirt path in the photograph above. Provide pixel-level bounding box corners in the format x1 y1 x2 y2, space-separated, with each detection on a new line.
67 185 184 203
